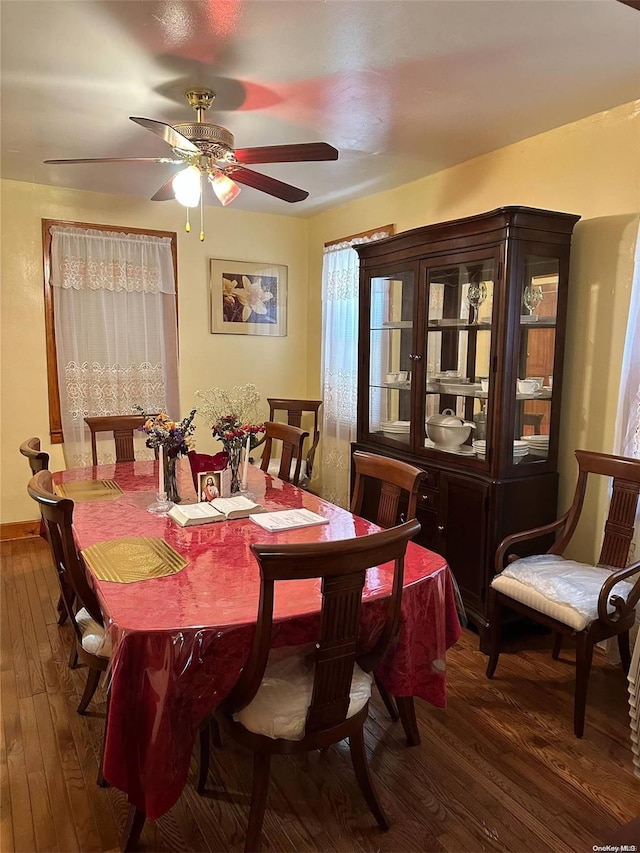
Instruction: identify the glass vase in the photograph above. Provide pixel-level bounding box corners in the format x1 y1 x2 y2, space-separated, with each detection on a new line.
164 454 181 503
226 443 242 494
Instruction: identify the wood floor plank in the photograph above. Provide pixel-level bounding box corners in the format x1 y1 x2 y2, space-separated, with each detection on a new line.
32 690 80 851
3 538 639 853
26 768 57 852
14 561 46 695
1 749 15 853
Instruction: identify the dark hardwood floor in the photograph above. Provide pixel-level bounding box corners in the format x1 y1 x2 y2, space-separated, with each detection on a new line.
2 537 639 852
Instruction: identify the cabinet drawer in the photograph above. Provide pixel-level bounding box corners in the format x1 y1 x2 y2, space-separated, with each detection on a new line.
417 488 439 510
419 468 439 490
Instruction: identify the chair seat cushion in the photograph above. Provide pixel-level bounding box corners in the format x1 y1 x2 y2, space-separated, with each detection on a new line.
491 554 635 631
76 607 112 658
234 645 372 741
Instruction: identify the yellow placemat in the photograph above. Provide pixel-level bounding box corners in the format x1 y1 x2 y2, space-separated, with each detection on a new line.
55 479 123 501
81 537 187 583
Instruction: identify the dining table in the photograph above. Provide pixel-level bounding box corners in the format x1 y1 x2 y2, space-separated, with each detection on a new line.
54 457 461 846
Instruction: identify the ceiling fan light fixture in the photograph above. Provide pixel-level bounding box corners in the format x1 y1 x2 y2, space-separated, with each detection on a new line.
210 171 241 206
172 165 201 207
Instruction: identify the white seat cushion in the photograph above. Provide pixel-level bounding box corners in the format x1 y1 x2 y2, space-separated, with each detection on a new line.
491 554 635 631
234 645 372 741
76 607 112 658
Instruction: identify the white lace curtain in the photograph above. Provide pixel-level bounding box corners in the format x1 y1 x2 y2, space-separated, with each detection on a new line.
50 226 180 467
320 231 391 507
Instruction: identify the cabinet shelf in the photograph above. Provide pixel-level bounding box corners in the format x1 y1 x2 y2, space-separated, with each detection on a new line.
371 321 413 330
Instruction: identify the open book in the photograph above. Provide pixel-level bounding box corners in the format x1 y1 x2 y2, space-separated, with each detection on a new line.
168 495 263 527
249 508 329 532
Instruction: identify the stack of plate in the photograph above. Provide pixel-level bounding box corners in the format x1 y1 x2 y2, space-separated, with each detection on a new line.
380 420 410 439
521 434 550 458
472 439 487 460
473 439 530 464
512 439 529 464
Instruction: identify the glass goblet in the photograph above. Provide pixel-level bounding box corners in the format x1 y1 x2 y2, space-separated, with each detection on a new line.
467 282 487 325
523 284 543 317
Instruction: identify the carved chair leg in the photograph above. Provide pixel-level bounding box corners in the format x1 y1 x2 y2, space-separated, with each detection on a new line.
374 674 399 721
395 697 420 746
574 632 594 739
245 751 271 853
96 688 111 787
348 724 389 831
552 632 563 660
122 805 145 852
211 716 223 749
617 631 632 675
68 642 79 670
485 590 503 678
56 592 68 626
77 667 101 715
197 720 210 794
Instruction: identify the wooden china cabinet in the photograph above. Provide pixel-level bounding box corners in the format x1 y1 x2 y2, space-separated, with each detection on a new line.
352 206 580 646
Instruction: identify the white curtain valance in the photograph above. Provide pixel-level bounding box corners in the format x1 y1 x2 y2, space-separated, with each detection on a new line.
50 226 175 294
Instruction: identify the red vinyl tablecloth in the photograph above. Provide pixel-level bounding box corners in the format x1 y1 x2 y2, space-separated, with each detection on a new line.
57 460 461 820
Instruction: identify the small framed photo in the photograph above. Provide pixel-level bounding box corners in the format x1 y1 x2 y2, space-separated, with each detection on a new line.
198 471 221 502
209 259 287 336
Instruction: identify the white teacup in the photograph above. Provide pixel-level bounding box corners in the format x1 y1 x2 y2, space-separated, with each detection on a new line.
517 378 541 395
386 372 398 384
397 370 408 382
480 378 489 393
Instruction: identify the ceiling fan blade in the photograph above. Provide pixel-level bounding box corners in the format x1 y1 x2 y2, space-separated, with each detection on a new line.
234 142 338 165
231 166 308 203
44 156 183 165
150 174 179 202
130 117 200 154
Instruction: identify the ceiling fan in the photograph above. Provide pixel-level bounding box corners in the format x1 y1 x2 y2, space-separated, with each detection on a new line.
45 88 339 236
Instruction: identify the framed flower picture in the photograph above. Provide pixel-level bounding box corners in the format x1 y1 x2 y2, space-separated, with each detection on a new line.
209 259 287 336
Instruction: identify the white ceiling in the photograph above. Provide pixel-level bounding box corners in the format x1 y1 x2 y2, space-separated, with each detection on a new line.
1 0 639 216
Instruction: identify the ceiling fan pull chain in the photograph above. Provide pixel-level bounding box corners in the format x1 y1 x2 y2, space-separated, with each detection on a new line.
200 177 205 241
185 207 191 233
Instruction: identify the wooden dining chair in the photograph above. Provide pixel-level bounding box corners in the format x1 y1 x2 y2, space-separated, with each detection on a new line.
84 414 157 465
197 519 420 852
254 398 322 488
20 437 75 626
27 470 111 717
259 421 309 487
487 449 640 737
349 450 424 743
19 436 50 474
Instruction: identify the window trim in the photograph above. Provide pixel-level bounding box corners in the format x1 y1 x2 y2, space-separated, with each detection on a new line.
42 219 178 444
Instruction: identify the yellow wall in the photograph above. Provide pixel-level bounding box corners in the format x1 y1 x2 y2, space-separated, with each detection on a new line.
307 100 640 562
0 180 308 523
3 101 639 552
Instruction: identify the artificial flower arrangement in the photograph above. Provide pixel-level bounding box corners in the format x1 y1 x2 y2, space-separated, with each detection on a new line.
135 406 197 503
194 384 264 492
135 407 197 457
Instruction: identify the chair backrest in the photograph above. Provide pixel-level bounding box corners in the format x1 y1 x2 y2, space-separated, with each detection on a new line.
222 519 420 734
84 414 157 465
552 449 640 568
20 437 49 474
27 470 103 629
350 451 424 529
266 398 322 479
259 421 309 486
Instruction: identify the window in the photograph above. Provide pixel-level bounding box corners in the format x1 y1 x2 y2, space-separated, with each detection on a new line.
43 220 179 466
320 225 393 507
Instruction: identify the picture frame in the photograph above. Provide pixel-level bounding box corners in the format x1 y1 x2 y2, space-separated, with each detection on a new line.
198 470 222 502
210 259 287 336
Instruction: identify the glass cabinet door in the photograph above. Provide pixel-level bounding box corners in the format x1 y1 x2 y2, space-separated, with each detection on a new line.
514 254 559 466
422 257 496 459
368 271 414 446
